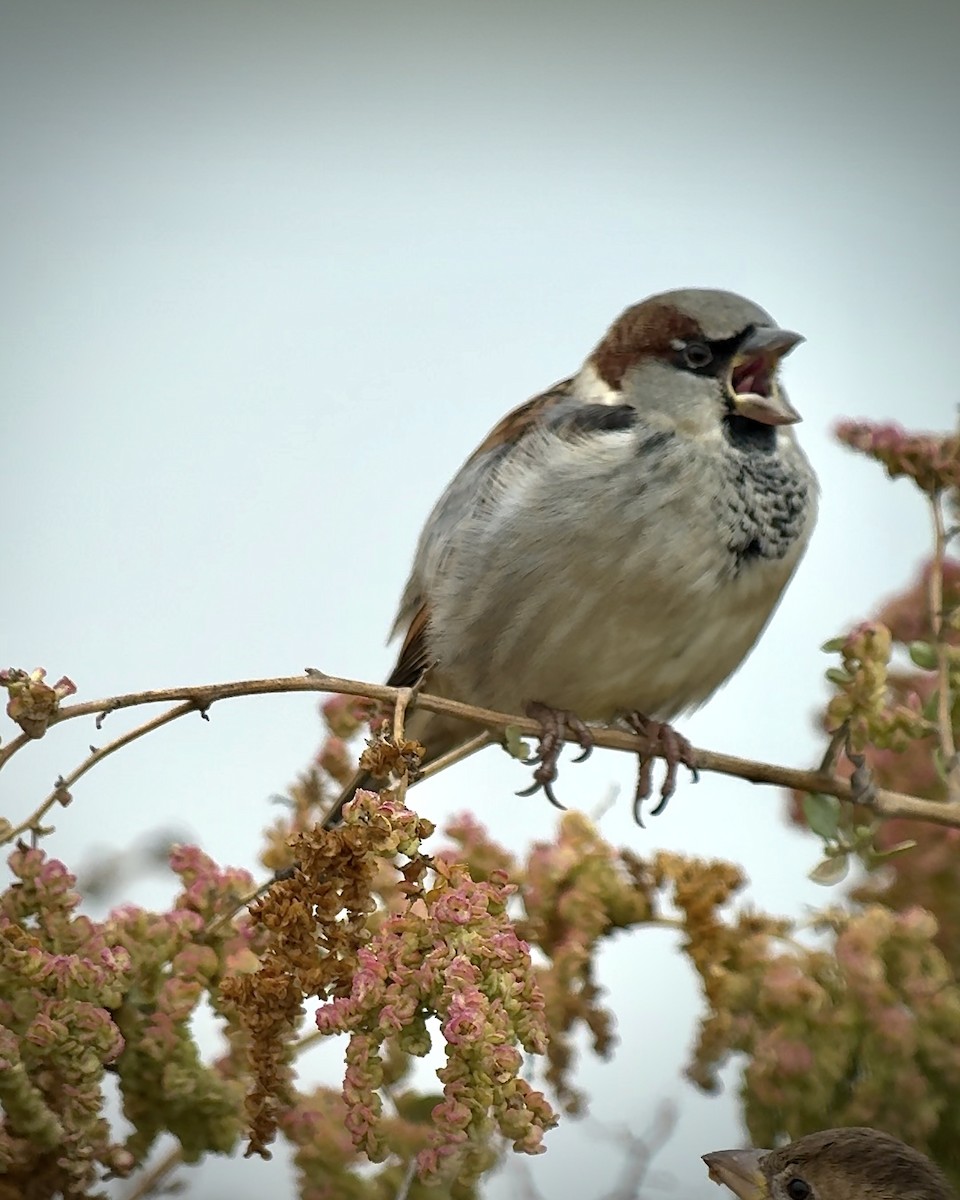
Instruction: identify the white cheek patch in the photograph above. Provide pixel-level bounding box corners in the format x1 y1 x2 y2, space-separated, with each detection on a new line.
572 362 623 406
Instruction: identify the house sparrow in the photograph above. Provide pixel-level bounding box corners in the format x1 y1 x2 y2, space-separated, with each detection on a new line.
329 287 817 825
703 1127 955 1200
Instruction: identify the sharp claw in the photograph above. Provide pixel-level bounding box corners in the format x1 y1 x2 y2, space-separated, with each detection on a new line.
517 772 566 809
541 780 566 810
648 786 674 818
633 754 653 824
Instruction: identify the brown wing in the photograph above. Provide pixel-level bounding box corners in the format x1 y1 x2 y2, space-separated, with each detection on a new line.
386 601 433 688
466 379 573 461
385 380 574 687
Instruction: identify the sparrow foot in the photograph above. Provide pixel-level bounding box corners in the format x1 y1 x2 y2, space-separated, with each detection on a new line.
624 713 699 823
516 701 594 809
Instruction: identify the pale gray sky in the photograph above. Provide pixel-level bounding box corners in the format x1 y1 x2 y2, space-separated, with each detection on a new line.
3 1 959 1197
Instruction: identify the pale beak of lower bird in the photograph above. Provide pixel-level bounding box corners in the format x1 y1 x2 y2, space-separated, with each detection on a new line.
726 327 805 426
702 1147 771 1200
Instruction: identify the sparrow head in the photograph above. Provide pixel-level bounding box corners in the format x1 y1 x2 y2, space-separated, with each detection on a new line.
586 288 804 440
704 1128 955 1200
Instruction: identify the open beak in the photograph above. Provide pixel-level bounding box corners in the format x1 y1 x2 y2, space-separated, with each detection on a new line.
702 1148 772 1200
726 327 804 426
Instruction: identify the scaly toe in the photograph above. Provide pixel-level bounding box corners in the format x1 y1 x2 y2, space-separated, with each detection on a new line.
518 701 592 811
566 713 595 763
625 713 698 822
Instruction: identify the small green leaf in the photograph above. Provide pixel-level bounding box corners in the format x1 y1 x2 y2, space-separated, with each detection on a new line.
394 1092 445 1124
875 839 918 859
809 853 850 886
503 725 531 761
803 793 841 841
821 636 848 653
923 689 941 721
908 641 938 670
825 668 851 686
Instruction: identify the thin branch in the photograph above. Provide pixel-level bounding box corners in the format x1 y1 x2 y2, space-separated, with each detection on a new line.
391 685 417 802
818 723 849 774
392 686 414 744
596 1100 678 1200
929 493 960 800
123 1143 183 1200
5 700 202 844
4 670 960 842
395 1157 418 1200
0 728 30 770
417 730 492 780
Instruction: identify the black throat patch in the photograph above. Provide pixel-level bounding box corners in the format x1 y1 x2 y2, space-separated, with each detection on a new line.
722 412 777 453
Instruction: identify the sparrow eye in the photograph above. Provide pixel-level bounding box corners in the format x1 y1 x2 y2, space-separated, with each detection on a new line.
680 341 713 371
786 1178 811 1200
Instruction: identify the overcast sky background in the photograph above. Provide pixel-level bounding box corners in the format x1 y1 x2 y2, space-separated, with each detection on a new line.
3 1 959 1197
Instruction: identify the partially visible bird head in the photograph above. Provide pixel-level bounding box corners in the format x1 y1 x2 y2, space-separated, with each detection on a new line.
586 287 804 445
704 1128 956 1200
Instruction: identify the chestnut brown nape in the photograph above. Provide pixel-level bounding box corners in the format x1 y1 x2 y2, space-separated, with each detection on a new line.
763 1128 955 1200
589 300 702 390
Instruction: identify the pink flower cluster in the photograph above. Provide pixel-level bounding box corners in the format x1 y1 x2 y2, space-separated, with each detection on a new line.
1 848 133 1193
0 842 259 1193
314 854 556 1186
0 667 77 739
824 621 931 751
836 419 960 493
749 905 960 1147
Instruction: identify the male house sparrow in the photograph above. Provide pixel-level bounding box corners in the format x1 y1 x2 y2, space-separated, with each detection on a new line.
703 1127 955 1200
330 287 817 824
